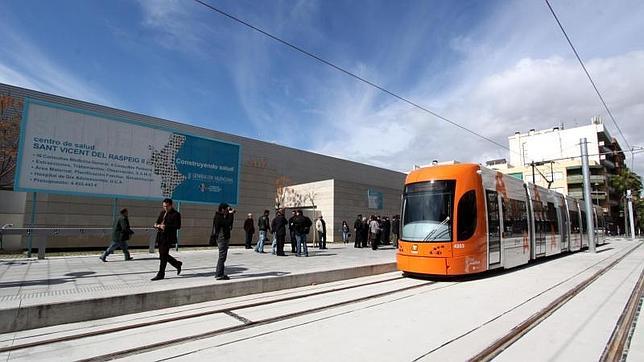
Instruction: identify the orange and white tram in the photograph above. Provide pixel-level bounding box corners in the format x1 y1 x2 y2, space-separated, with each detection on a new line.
397 163 606 276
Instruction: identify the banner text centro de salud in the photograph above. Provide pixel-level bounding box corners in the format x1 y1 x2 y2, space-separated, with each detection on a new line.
15 99 240 205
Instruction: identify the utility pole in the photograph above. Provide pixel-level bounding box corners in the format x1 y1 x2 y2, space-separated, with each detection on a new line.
531 161 536 185
627 189 636 240
580 138 596 252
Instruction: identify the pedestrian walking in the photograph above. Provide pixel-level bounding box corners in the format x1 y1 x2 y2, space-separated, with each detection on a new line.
315 215 327 249
151 198 183 281
255 209 271 253
341 221 350 244
214 203 235 280
100 208 134 262
243 213 255 249
271 209 288 256
292 210 312 257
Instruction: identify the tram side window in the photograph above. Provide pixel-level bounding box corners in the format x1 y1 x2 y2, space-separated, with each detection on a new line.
457 190 477 240
502 198 528 238
547 202 559 235
569 210 580 233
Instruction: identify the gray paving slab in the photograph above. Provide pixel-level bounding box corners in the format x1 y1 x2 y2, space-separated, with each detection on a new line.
0 244 394 305
0 243 396 332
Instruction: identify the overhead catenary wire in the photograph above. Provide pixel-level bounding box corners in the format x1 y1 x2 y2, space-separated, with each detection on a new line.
192 0 510 151
544 0 632 153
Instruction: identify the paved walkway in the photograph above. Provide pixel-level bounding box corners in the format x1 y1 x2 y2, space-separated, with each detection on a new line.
0 244 395 309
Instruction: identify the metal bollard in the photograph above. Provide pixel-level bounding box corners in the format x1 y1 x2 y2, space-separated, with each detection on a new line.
149 232 156 253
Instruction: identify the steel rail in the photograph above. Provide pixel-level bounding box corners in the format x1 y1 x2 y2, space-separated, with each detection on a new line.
599 266 644 361
79 280 438 361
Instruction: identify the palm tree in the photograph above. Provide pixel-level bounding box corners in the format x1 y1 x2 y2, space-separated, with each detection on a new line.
609 167 642 197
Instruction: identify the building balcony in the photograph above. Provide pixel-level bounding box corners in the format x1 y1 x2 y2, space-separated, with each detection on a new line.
568 190 607 200
566 174 607 184
601 158 616 169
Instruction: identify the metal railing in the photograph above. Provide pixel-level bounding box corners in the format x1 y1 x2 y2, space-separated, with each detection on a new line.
0 226 159 259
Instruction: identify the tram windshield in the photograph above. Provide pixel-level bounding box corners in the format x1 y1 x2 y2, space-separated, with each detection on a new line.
402 180 455 242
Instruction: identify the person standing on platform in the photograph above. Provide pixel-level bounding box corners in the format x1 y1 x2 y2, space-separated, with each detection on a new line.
382 216 391 245
255 209 271 253
100 208 134 262
293 210 312 257
341 221 350 244
392 215 400 247
315 215 327 249
151 198 182 281
361 216 369 248
243 213 255 249
214 203 235 280
288 210 297 253
271 209 288 256
354 214 363 248
369 216 381 250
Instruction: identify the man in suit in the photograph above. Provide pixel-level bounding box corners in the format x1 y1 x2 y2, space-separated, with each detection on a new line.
151 198 183 281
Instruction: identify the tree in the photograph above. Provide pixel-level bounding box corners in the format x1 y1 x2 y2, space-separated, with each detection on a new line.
609 167 642 197
0 94 23 190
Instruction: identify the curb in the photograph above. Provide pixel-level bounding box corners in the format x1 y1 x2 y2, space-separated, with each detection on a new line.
0 262 397 333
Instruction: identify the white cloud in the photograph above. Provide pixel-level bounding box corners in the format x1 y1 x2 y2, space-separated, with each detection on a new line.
307 1 644 175
311 51 644 175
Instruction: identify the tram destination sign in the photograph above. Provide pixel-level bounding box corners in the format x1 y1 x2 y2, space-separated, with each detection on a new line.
14 99 240 205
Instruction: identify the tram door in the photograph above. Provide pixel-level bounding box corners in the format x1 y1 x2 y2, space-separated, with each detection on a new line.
486 190 501 265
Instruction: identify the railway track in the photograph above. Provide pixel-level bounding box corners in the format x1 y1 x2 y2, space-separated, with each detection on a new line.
410 242 643 362
1 273 447 361
4 242 641 361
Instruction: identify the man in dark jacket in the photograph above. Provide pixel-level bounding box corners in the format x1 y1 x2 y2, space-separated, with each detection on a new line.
382 217 391 245
255 209 271 253
214 203 235 280
243 213 255 249
392 215 400 247
361 217 369 248
271 209 288 256
100 208 134 261
353 215 362 248
151 198 183 281
292 210 312 257
288 210 297 253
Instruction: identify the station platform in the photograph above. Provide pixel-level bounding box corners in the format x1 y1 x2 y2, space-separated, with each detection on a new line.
0 244 396 333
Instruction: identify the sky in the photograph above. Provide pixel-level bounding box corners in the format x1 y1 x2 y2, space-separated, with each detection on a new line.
1 0 643 175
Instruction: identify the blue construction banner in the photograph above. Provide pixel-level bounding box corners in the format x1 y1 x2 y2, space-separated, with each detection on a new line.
15 99 240 205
